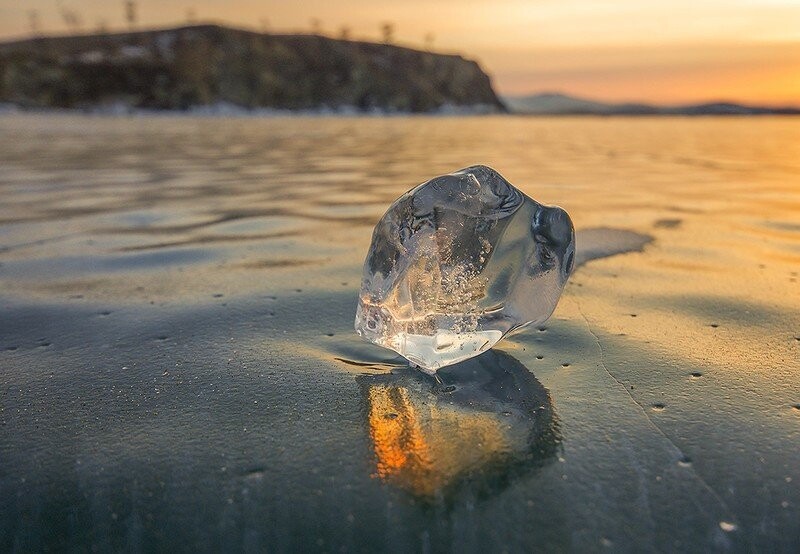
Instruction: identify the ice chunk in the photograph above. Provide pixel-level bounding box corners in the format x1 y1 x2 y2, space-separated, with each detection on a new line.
355 165 575 372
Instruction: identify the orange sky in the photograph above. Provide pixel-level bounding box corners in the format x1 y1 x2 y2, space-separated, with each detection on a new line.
2 0 799 105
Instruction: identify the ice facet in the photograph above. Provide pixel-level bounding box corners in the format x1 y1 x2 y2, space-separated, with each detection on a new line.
355 165 575 372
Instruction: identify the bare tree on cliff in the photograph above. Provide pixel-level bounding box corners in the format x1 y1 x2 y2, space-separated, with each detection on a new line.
95 19 109 35
28 10 40 37
124 0 136 31
424 32 435 51
381 22 395 44
57 1 83 34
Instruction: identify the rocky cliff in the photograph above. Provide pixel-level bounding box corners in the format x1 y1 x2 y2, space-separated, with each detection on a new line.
0 25 504 113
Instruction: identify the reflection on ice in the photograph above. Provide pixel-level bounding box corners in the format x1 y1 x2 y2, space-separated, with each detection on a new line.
358 350 559 497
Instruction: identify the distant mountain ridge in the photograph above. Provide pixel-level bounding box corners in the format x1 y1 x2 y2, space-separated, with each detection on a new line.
0 25 504 113
504 92 800 116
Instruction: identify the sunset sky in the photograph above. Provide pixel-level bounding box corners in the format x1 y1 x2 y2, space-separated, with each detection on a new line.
1 0 799 105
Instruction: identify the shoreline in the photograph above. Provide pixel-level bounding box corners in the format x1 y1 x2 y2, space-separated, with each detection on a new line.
2 103 799 119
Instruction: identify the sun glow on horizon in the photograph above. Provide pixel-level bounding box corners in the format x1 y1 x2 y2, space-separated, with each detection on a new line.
2 0 799 105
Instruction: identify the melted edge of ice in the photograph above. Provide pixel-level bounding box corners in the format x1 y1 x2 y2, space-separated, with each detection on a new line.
388 329 504 373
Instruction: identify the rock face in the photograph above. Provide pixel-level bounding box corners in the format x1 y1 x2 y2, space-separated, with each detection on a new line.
0 25 505 113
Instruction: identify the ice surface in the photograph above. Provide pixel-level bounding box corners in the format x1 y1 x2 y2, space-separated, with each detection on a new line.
355 165 575 372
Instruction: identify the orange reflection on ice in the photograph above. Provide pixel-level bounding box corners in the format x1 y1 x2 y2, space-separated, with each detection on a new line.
366 382 512 497
368 385 432 480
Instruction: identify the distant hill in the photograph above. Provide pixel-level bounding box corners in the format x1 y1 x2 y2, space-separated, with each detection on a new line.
0 25 505 113
504 92 800 116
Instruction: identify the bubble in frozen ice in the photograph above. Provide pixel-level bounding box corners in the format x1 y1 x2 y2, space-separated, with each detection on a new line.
355 165 575 372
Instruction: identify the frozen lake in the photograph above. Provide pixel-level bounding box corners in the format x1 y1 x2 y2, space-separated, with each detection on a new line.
0 114 798 552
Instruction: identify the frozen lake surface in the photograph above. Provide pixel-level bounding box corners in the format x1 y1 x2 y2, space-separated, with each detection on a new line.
0 114 798 552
